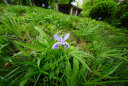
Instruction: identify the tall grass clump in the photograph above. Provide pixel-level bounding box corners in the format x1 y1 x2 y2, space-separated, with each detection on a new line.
1 27 91 86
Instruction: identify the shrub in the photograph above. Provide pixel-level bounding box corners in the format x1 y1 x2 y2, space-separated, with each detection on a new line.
116 5 128 18
120 12 128 28
89 1 117 20
116 0 128 18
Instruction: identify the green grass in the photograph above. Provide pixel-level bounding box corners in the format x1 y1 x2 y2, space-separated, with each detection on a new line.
0 5 128 86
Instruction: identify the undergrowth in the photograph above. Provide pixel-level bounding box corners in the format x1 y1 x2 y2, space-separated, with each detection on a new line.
0 5 128 86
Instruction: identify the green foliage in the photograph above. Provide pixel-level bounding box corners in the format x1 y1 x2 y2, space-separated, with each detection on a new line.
1 27 90 86
0 5 128 86
116 4 128 18
116 0 128 18
2 0 75 8
120 12 128 28
81 0 116 17
89 1 117 20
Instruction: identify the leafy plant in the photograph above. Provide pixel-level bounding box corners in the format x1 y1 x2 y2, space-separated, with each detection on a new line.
120 12 128 28
89 1 117 20
1 27 91 86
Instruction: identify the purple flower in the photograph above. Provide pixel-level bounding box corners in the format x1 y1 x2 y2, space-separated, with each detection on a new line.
48 6 51 8
98 17 102 20
42 4 45 7
52 33 70 49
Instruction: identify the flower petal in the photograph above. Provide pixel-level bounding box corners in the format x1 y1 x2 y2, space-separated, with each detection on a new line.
42 4 45 7
59 38 64 45
60 38 63 41
48 6 51 8
60 41 65 45
52 43 59 49
65 42 69 49
54 34 60 41
64 33 70 41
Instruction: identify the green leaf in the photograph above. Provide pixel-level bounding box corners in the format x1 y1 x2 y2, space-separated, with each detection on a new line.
89 62 122 83
3 67 20 79
65 59 72 86
19 68 35 86
14 41 45 51
34 27 51 45
71 58 80 86
0 43 8 50
69 50 92 72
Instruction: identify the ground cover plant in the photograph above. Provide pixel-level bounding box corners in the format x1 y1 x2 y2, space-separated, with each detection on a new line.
0 5 128 86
